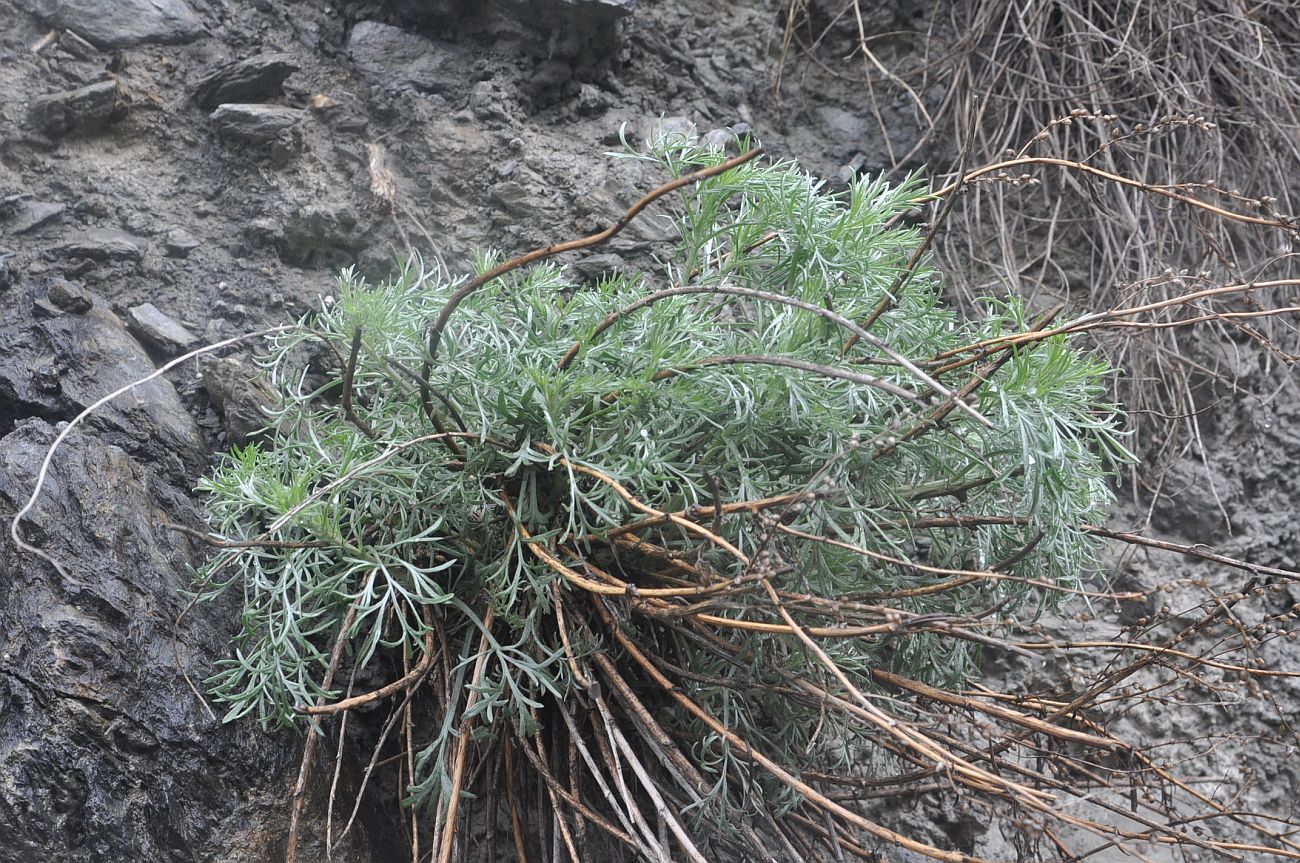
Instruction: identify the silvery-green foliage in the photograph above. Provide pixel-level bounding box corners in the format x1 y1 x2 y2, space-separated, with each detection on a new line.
195 135 1129 819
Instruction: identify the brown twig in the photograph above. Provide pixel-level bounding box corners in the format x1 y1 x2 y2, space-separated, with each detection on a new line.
593 601 995 863
436 607 496 863
158 521 333 549
341 326 378 439
287 591 364 863
297 622 436 716
559 281 990 427
922 156 1299 236
419 148 765 392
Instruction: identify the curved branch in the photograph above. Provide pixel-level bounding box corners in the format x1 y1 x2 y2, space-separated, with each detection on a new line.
419 148 765 389
923 156 1299 234
560 282 990 427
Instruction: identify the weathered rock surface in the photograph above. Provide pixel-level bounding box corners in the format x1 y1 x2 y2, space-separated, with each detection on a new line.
0 280 202 475
0 420 396 863
162 226 201 258
56 28 97 58
0 268 393 861
210 103 305 145
199 354 278 445
49 229 142 263
0 254 16 293
45 277 92 313
570 252 625 280
126 302 198 354
34 0 203 48
27 80 120 137
3 200 65 235
192 53 300 110
557 0 634 11
348 20 457 93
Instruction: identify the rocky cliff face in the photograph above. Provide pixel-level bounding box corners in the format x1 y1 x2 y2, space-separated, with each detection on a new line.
0 286 400 860
0 1 815 857
1 0 1297 860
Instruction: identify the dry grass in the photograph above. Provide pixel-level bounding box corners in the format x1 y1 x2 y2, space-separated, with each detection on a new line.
779 0 1300 484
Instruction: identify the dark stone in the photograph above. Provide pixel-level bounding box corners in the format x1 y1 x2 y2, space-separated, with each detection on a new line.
27 80 120 138
554 0 634 12
57 29 98 58
0 283 202 469
272 208 370 268
45 278 92 313
192 53 300 110
490 180 548 221
468 81 511 122
6 201 66 234
365 0 630 70
385 0 633 26
125 303 198 355
162 227 201 258
199 355 277 444
577 83 609 115
0 421 395 863
528 58 572 97
210 103 305 145
34 0 204 48
347 21 456 93
50 229 142 263
244 216 283 249
570 252 625 281
816 105 870 142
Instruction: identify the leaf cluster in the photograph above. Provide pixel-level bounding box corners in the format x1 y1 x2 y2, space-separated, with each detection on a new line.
194 135 1129 843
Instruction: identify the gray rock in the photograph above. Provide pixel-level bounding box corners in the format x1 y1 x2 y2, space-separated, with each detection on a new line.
45 278 92 313
162 226 201 258
200 355 278 444
210 103 305 145
244 216 283 249
816 105 870 142
577 83 609 116
701 127 734 152
0 419 396 863
276 207 367 268
838 152 868 184
51 229 142 263
490 180 548 221
57 28 98 57
0 282 203 472
557 0 635 12
570 253 625 280
527 59 572 98
34 0 203 48
647 114 697 143
121 211 156 237
498 0 633 12
192 53 300 110
27 80 120 137
126 303 198 354
348 20 455 93
469 81 511 122
6 200 66 234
